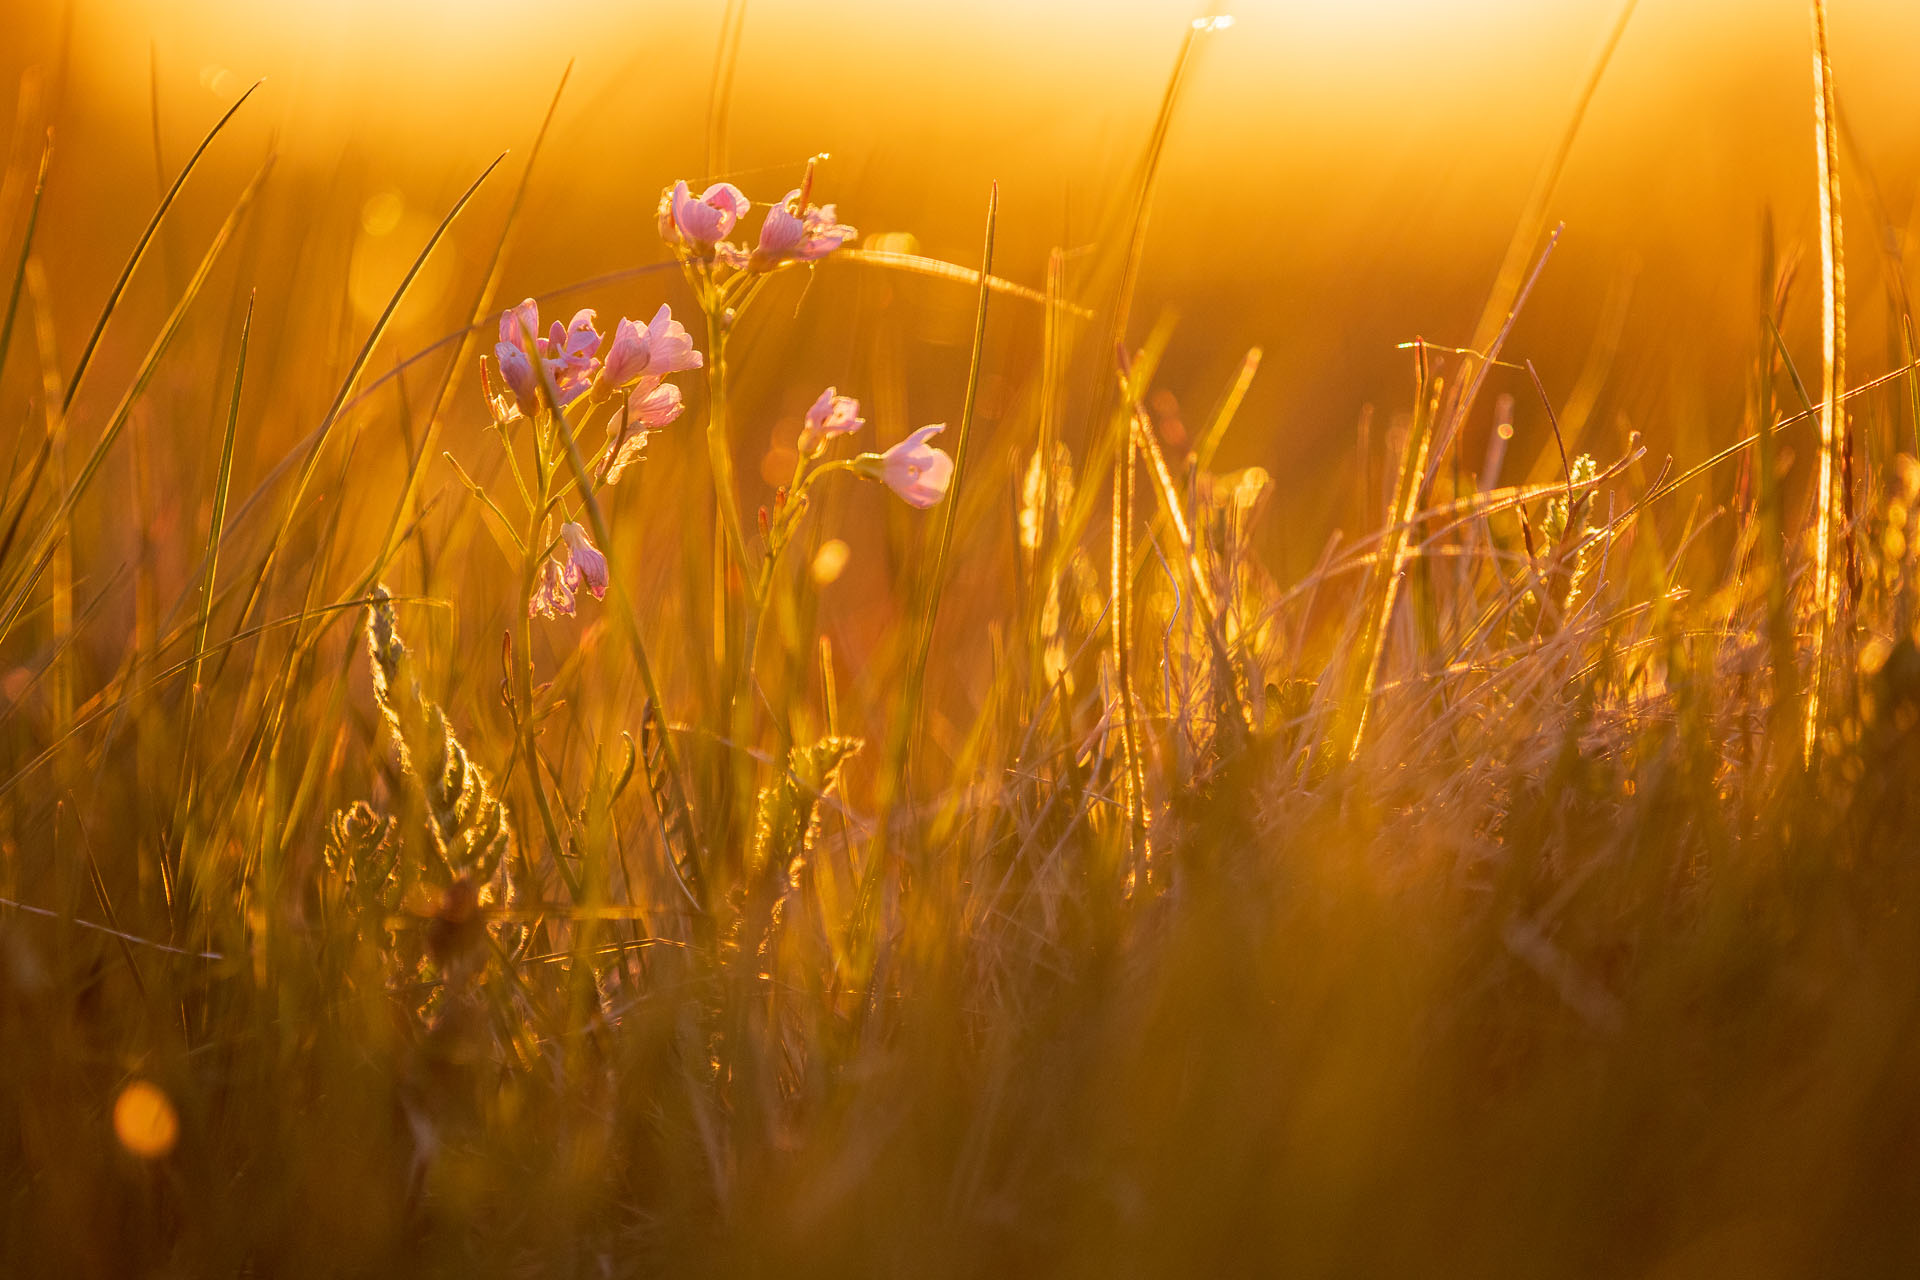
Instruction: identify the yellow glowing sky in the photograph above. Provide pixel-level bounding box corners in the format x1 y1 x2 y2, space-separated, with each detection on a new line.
10 0 1920 561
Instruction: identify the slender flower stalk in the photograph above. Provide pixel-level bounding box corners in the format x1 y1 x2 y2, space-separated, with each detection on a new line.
512 400 577 899
458 291 704 907
701 295 754 603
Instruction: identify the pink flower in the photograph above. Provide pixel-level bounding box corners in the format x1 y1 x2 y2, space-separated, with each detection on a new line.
528 555 576 619
660 180 751 252
597 304 703 391
798 387 864 455
480 356 521 425
495 339 539 416
601 382 687 485
559 522 609 600
741 189 857 272
494 300 601 414
879 424 954 508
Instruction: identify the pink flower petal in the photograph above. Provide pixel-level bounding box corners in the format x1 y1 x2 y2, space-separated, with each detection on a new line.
880 423 953 508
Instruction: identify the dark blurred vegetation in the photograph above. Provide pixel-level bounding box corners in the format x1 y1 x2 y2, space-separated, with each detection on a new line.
6 1 1920 1275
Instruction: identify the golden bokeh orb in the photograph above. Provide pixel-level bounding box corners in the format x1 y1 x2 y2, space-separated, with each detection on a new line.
113 1080 180 1160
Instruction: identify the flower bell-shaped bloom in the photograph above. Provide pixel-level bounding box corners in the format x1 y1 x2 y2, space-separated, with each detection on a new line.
601 382 687 485
798 387 864 456
597 304 703 393
558 522 609 600
480 357 522 426
660 181 751 254
494 300 602 415
877 424 954 508
528 555 577 619
731 188 857 272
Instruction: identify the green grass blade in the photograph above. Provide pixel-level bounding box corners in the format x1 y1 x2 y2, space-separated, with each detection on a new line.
0 593 443 801
0 153 272 643
877 182 997 836
1805 0 1851 769
1445 0 1637 453
228 150 507 636
0 127 52 384
167 289 252 846
60 79 261 417
357 63 572 591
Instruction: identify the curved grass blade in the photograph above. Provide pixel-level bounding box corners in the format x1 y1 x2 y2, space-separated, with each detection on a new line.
835 248 1089 315
0 154 273 645
0 593 445 801
358 63 572 591
0 127 52 383
228 150 507 636
1440 0 1637 467
705 0 749 180
1041 19 1217 604
168 290 252 843
874 183 997 857
60 79 261 417
909 183 998 735
544 356 705 912
1191 346 1261 476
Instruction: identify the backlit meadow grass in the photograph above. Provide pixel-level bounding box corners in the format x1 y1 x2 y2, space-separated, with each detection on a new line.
7 2 1920 1275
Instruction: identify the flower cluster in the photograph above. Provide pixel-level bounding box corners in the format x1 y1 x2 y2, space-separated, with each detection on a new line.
768 387 955 549
489 298 702 425
493 301 601 414
784 387 954 509
528 522 611 620
596 305 704 485
481 295 704 621
752 388 954 602
658 176 857 276
472 166 958 634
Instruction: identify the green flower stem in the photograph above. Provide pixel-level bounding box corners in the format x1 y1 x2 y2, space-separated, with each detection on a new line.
492 419 537 515
511 406 581 905
697 279 760 868
703 300 755 612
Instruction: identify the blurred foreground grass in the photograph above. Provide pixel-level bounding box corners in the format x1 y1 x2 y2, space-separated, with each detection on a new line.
7 5 1920 1276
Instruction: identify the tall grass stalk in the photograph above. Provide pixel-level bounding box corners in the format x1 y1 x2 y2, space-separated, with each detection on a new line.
166 291 251 892
59 80 260 420
0 127 51 387
1805 0 1851 763
0 153 273 646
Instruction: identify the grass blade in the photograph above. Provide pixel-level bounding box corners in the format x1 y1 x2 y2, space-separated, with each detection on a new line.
880 182 997 820
169 290 252 846
1447 0 1637 448
834 248 1087 313
705 0 749 180
228 150 507 636
0 128 52 383
357 62 573 591
1804 0 1849 764
60 79 261 417
0 153 273 643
